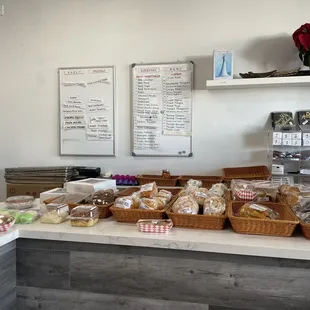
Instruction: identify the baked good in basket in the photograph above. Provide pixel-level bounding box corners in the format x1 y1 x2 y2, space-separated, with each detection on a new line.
239 203 280 220
292 198 310 223
139 182 158 198
139 198 159 210
155 190 172 202
192 188 209 205
90 189 114 205
209 183 227 198
172 196 199 214
203 196 226 215
253 181 278 202
186 179 202 188
115 196 140 209
178 186 198 197
279 185 301 207
154 197 167 210
231 179 256 200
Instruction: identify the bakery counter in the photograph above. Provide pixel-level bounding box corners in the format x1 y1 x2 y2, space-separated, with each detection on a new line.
0 210 310 309
0 217 310 260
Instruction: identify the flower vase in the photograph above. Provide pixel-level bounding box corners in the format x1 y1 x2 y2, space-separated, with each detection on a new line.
301 53 310 71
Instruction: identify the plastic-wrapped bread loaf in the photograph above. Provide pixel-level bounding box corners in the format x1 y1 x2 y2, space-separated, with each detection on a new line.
139 198 159 210
139 182 158 198
203 196 226 215
192 188 209 206
155 190 172 202
209 183 227 198
239 203 280 220
178 186 198 197
115 196 140 209
172 196 199 214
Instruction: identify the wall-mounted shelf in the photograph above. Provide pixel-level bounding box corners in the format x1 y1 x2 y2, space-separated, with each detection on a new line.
206 76 310 90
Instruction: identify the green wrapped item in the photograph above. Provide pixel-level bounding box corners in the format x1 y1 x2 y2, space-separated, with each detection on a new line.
0 208 39 224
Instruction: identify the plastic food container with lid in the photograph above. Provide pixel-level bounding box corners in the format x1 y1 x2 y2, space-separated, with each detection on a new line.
68 205 99 227
5 195 34 210
40 203 69 224
0 214 15 232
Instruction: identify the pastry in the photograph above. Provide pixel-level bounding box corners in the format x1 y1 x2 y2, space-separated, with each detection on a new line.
239 203 280 220
155 190 172 202
186 179 202 188
178 186 198 197
139 182 158 198
154 197 167 210
193 188 209 205
91 189 114 205
139 198 159 210
41 204 69 224
172 196 199 214
209 183 227 198
69 205 99 227
203 196 226 215
115 196 140 209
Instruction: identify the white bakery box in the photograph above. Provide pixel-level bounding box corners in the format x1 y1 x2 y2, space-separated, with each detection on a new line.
65 178 116 194
40 188 67 203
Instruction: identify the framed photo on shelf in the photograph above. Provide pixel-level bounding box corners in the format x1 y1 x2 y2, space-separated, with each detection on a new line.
213 50 233 80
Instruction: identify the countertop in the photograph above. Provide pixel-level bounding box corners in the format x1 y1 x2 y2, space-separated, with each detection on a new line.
1 206 310 260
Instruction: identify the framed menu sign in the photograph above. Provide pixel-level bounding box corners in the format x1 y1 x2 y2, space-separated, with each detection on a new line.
131 62 194 157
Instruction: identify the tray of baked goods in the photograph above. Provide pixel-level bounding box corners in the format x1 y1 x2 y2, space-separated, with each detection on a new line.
277 184 310 240
166 180 229 230
228 201 299 237
110 182 179 223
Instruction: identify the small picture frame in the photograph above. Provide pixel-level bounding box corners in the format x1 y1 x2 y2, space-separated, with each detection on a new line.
213 50 233 80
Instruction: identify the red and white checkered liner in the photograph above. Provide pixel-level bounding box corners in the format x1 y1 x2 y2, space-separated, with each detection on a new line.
235 190 257 201
137 219 173 233
0 220 15 232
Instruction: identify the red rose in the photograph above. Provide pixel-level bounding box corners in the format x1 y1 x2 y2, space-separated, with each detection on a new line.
293 23 310 52
299 33 310 51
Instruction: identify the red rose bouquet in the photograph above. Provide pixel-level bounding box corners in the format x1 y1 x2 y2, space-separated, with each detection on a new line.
293 23 310 66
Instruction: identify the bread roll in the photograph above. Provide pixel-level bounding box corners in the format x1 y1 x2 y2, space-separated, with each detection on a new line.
115 196 140 209
140 182 158 198
172 196 199 214
203 196 226 215
193 188 209 205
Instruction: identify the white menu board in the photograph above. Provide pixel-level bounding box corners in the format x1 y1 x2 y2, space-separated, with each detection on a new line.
59 66 115 156
132 62 193 157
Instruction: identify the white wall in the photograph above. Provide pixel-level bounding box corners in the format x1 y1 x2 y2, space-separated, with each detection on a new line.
0 0 309 200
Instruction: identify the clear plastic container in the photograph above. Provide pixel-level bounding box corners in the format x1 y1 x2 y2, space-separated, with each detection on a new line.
68 205 99 227
5 195 34 210
40 203 69 224
0 209 39 224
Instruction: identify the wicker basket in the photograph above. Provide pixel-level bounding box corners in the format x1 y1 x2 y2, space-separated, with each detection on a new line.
178 176 223 188
68 203 113 219
166 207 227 230
276 193 310 240
300 222 310 240
110 188 180 223
223 165 271 182
228 201 299 237
136 175 179 186
166 191 229 230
